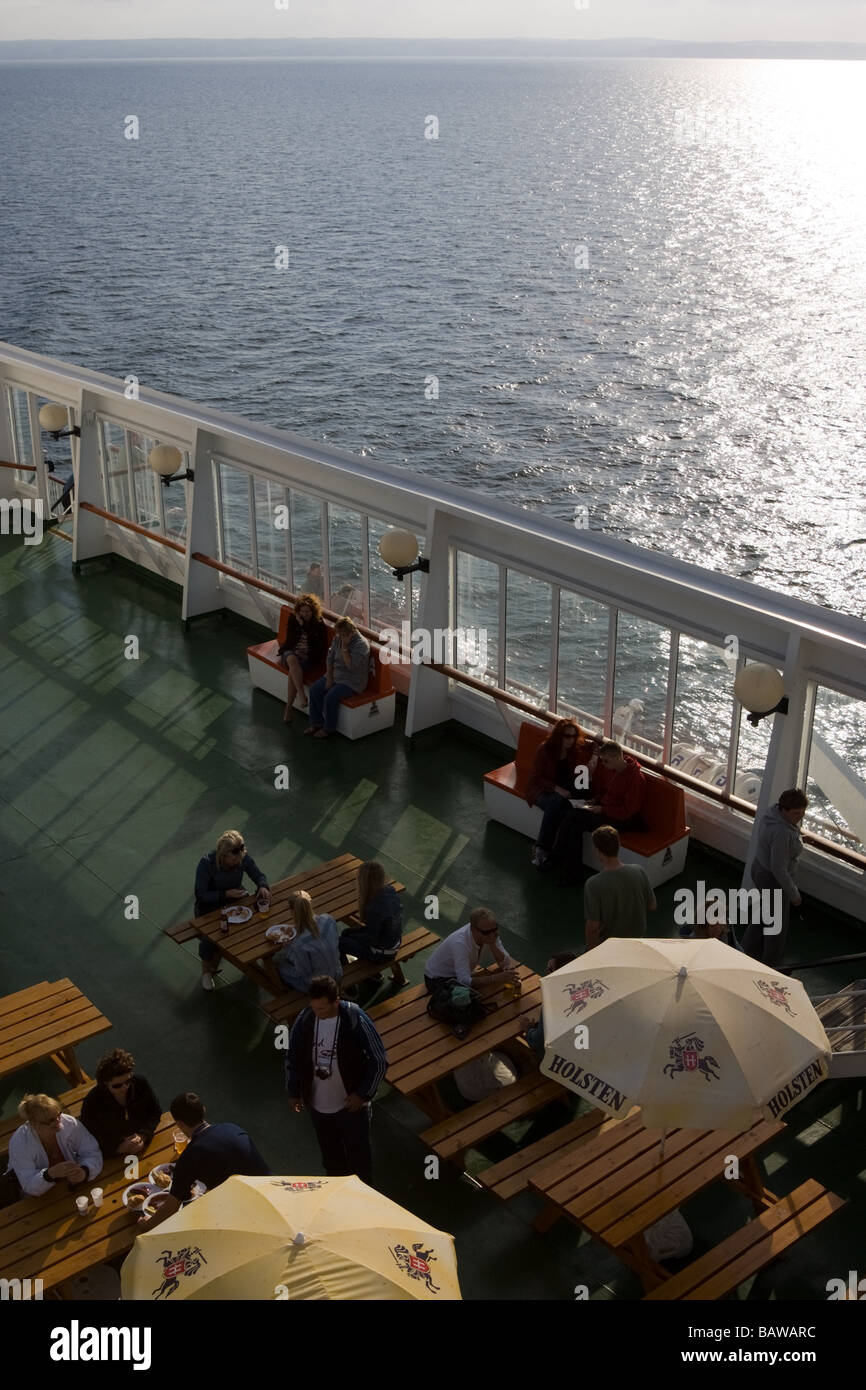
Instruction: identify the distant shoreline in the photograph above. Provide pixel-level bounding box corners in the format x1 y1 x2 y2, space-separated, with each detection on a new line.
0 37 864 63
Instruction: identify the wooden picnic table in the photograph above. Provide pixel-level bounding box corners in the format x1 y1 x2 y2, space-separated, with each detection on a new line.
0 1112 176 1294
369 963 543 1120
0 980 112 1086
527 1107 786 1291
180 853 405 994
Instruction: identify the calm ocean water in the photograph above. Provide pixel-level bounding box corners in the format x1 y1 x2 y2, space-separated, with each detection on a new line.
1 57 864 616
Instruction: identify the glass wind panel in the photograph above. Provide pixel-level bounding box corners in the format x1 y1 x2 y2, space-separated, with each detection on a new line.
128 432 163 530
505 570 552 709
254 478 288 585
613 612 671 755
290 490 324 599
557 591 609 734
218 463 253 573
9 388 35 482
804 687 866 852
670 636 737 790
327 505 365 623
368 517 410 642
100 420 130 519
455 550 500 686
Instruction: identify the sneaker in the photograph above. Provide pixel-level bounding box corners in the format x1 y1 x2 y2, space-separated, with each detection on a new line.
532 847 549 869
201 973 215 992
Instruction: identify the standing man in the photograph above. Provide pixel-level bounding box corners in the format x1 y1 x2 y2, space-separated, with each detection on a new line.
423 908 521 995
286 975 387 1186
135 1093 271 1231
583 826 656 949
741 788 808 969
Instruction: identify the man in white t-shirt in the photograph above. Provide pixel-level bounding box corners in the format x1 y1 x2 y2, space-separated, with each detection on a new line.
423 907 521 994
285 975 387 1186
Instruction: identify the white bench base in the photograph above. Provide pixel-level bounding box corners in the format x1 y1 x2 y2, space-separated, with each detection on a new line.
483 781 688 889
248 654 396 741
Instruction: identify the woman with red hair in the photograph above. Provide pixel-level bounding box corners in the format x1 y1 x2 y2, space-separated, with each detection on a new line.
526 719 594 868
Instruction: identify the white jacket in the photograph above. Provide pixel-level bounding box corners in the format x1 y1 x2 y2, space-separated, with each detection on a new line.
8 1114 103 1196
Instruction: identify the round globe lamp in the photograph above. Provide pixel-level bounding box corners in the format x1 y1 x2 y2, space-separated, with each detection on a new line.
734 663 787 725
38 403 70 433
378 529 420 571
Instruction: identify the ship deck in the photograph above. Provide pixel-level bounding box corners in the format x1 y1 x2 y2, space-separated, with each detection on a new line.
2 530 864 1301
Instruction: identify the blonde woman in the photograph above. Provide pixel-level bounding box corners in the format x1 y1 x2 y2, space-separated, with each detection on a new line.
273 890 342 993
193 830 271 991
7 1094 102 1198
277 593 328 724
339 862 404 982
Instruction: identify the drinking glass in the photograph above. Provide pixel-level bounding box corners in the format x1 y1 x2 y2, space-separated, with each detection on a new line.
172 1129 188 1156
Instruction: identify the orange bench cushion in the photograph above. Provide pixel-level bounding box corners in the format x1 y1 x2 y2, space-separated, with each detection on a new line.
483 721 547 796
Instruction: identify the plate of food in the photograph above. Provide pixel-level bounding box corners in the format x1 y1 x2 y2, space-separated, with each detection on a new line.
142 1191 175 1218
265 923 297 945
123 1181 158 1211
223 905 253 925
149 1162 175 1189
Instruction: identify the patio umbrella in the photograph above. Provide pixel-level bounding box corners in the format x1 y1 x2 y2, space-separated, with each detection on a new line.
120 1174 460 1301
539 937 831 1131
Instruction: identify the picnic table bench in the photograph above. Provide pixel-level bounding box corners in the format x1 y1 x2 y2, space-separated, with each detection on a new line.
368 963 543 1121
164 853 405 994
644 1178 846 1300
0 1112 177 1294
527 1108 786 1291
476 1107 623 1202
420 1071 569 1168
261 926 441 1027
0 980 112 1086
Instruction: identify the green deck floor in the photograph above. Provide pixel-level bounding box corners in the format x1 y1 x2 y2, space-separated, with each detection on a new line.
1 531 865 1300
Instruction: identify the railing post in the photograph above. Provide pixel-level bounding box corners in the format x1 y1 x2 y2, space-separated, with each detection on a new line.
182 431 222 623
71 391 109 568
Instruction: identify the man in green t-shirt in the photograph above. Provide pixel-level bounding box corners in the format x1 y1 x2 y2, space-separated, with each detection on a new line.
584 825 656 949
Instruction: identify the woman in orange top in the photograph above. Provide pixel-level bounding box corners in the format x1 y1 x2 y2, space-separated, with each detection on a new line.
526 719 594 867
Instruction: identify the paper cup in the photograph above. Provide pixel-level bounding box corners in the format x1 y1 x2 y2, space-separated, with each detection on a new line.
75 1195 89 1215
90 1187 103 1207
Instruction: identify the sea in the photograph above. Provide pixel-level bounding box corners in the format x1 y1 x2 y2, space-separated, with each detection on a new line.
1 56 864 814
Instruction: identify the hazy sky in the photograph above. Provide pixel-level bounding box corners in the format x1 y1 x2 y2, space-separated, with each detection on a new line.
1 0 864 45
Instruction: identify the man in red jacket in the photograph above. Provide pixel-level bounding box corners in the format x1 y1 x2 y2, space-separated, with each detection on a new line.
544 741 646 879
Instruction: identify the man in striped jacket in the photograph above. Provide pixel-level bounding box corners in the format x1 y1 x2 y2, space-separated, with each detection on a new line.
285 975 388 1186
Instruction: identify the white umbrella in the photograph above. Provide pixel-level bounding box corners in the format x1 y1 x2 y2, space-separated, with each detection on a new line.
539 938 831 1131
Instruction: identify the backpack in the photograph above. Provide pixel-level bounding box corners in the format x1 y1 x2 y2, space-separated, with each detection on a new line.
426 982 495 1038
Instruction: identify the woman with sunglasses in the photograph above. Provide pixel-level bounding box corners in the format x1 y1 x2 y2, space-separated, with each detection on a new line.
277 592 328 724
80 1048 161 1158
526 719 594 868
193 829 271 991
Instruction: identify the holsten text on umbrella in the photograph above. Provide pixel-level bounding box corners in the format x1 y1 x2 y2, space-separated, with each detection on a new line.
545 1057 627 1111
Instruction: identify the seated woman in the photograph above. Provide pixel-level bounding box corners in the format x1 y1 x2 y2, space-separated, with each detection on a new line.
80 1048 161 1158
273 890 342 992
8 1093 102 1198
339 861 404 983
305 617 371 740
526 719 594 867
194 829 271 992
277 592 328 724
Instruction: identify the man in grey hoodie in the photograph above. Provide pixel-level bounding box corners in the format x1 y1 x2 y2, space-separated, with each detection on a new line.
741 788 808 968
306 617 371 738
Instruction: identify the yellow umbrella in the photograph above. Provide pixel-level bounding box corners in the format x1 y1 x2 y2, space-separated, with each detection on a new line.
121 1175 461 1301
